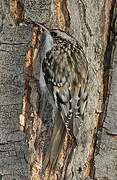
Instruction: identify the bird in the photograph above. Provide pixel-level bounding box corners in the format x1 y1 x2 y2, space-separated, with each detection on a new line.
38 23 88 174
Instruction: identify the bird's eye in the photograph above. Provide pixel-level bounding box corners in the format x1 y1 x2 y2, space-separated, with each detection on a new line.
50 31 57 37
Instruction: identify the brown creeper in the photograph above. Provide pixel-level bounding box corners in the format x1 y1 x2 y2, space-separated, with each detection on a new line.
38 24 88 170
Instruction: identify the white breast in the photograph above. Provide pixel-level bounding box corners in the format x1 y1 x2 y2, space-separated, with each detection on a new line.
39 65 47 94
39 31 53 94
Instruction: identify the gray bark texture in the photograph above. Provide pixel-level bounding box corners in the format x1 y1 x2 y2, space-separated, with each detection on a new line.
0 0 30 179
0 0 116 180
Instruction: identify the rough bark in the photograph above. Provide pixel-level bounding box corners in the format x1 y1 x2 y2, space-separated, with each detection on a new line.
0 0 31 179
0 0 116 180
94 4 117 179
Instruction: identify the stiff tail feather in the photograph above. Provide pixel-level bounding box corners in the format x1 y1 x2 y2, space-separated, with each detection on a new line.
43 110 66 176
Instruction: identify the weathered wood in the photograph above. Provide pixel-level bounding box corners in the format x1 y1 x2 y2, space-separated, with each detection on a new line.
95 4 117 179
0 0 31 179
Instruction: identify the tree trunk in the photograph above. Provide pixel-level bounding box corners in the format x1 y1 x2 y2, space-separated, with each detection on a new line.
0 0 30 179
0 0 116 180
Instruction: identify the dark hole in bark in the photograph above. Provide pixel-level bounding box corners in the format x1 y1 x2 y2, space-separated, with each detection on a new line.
78 167 82 173
17 1 21 7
